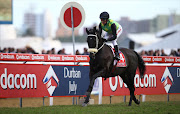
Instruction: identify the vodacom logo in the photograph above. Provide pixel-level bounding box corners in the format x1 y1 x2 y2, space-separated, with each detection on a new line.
109 76 127 91
109 74 157 92
0 68 37 89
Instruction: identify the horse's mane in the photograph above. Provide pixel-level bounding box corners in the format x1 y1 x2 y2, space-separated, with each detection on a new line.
88 27 100 36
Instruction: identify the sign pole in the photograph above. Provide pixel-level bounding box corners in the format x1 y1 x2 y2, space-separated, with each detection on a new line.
71 6 75 55
71 5 76 105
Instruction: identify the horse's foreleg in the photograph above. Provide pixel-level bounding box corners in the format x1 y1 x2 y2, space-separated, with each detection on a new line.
83 76 97 106
83 69 106 107
84 77 96 104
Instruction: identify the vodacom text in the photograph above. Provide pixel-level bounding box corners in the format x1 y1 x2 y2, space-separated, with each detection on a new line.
0 68 37 89
109 74 156 91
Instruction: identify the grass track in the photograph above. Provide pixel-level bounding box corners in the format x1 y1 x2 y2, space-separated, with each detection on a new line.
0 101 179 114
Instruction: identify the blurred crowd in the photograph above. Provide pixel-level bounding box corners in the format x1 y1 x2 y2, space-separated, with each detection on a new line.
0 46 180 57
0 46 90 55
139 49 180 57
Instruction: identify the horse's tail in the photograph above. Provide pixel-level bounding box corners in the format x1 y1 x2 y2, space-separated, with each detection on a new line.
134 51 146 78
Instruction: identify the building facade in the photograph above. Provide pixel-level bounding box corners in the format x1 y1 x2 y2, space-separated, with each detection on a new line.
150 14 180 32
55 17 79 38
118 14 180 34
23 10 52 39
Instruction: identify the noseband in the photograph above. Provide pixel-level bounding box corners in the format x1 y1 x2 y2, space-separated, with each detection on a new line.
87 34 105 54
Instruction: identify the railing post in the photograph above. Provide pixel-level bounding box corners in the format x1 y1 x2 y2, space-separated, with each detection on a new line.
110 95 114 104
124 96 126 103
19 98 22 108
167 94 169 102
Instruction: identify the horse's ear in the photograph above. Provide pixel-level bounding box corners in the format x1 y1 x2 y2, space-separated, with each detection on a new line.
93 26 97 31
86 28 89 34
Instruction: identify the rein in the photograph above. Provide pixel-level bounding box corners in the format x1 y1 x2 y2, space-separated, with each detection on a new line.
87 34 105 54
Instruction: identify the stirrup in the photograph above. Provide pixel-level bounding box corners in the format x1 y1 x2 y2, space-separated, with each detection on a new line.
115 57 120 60
115 54 120 60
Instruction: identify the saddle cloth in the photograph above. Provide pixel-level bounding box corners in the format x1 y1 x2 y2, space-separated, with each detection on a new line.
111 48 127 67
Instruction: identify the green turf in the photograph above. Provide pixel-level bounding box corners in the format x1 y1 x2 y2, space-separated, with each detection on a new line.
0 101 179 114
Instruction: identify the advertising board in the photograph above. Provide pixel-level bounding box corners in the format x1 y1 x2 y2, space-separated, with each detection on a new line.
0 64 89 98
103 66 180 96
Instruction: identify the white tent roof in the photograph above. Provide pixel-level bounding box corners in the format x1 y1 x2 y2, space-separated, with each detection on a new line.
135 24 180 53
156 24 180 37
128 33 161 46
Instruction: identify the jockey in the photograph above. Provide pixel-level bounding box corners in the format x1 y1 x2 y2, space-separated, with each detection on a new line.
99 11 123 60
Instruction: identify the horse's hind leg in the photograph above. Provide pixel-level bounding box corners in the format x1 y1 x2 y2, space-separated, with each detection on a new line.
122 73 140 106
120 73 132 106
128 72 140 106
121 76 133 106
129 84 140 106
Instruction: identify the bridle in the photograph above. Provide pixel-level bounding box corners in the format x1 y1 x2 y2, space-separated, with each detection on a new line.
87 34 105 54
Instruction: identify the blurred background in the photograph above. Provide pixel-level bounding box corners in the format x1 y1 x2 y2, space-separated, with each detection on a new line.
0 0 180 56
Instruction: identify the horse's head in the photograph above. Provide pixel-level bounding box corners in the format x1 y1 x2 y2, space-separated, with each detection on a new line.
86 26 103 53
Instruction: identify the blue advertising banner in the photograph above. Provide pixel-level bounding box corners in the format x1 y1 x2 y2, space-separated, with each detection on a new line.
51 65 90 96
168 67 180 94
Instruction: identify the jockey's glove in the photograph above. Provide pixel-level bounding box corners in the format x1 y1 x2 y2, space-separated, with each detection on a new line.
102 38 108 42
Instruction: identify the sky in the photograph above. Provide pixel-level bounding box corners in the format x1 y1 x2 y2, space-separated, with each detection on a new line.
13 0 180 37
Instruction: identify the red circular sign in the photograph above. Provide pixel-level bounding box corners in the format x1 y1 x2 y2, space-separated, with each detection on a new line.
60 2 85 30
64 7 82 28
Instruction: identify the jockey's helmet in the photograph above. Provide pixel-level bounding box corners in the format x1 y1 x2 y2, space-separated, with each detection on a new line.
100 12 109 19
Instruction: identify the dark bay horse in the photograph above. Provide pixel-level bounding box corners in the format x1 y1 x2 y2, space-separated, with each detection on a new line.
82 27 146 107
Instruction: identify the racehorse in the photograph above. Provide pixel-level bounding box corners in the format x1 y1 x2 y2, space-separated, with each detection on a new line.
82 27 146 107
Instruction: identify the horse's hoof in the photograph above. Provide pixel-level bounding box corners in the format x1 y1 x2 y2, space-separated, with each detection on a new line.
128 103 132 106
82 103 87 107
135 99 140 105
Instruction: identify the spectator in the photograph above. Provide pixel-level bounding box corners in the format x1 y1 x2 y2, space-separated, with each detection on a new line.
82 48 89 55
9 47 15 53
21 48 27 53
26 46 37 54
47 50 52 54
16 48 22 53
140 50 147 56
51 48 55 54
2 48 9 53
176 48 180 57
148 50 154 56
60 48 67 55
153 49 160 56
169 49 177 56
161 49 167 56
75 49 81 55
41 49 46 54
57 49 62 54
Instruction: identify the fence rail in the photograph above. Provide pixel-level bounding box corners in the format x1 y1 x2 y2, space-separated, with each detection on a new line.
142 56 180 63
1 53 180 63
0 53 89 62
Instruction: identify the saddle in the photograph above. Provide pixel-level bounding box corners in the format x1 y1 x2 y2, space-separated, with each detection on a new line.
103 46 127 80
111 47 127 67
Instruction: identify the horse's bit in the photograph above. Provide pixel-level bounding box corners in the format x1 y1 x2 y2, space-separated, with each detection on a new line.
87 34 105 54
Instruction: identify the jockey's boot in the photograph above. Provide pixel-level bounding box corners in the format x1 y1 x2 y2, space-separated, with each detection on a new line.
114 45 121 61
